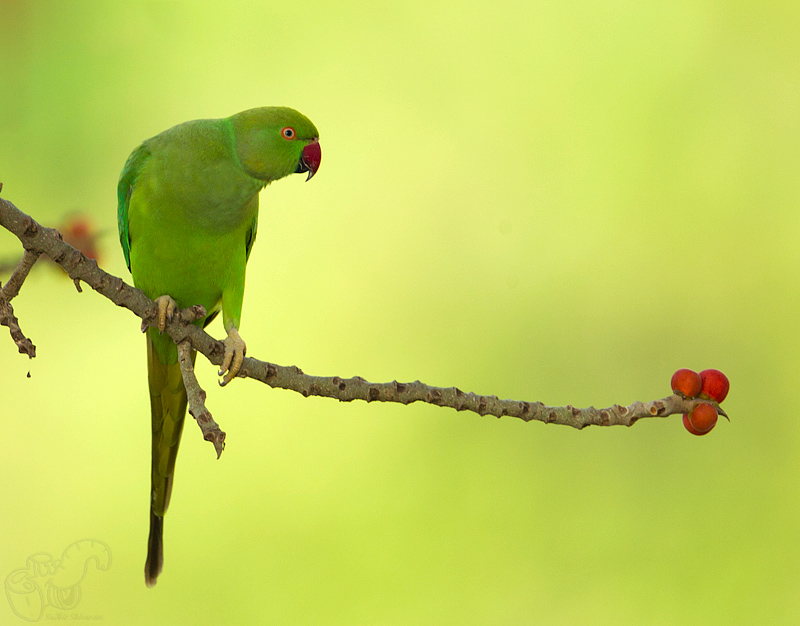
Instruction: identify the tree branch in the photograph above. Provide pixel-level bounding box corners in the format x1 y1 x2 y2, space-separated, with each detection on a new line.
0 293 35 358
177 339 226 458
0 224 40 357
3 248 40 301
0 188 724 457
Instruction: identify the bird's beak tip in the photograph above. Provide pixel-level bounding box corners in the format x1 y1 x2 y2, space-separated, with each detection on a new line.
296 138 321 181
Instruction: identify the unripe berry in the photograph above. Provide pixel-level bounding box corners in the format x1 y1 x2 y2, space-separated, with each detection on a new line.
671 368 702 399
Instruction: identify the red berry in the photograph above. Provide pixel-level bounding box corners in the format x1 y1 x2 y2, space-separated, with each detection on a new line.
682 413 710 436
687 403 718 434
699 369 730 403
671 368 702 399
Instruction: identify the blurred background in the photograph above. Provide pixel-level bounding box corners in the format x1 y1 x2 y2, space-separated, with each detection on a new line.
1 1 798 624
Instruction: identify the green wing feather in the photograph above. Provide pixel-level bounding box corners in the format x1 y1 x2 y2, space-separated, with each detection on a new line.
117 142 151 270
245 208 258 262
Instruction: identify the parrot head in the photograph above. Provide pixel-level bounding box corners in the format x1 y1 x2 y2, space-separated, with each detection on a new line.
230 106 321 183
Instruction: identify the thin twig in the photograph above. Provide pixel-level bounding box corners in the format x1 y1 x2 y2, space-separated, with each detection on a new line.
177 340 226 458
2 248 41 302
0 293 35 357
0 221 40 357
0 192 727 442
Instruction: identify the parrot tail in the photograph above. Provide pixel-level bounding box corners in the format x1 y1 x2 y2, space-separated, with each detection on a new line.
144 330 194 587
145 511 164 587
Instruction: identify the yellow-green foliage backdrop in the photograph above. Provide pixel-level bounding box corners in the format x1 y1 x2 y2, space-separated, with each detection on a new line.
2 1 798 624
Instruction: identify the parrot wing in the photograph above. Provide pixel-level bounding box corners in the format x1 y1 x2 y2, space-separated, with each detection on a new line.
117 142 152 271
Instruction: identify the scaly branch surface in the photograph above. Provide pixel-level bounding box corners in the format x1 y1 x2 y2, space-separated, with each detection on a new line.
0 190 723 456
177 339 226 458
0 220 40 356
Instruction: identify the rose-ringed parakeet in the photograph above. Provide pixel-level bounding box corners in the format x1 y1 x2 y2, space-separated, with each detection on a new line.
117 107 321 587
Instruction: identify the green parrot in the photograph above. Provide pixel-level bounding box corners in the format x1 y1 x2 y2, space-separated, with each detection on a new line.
117 107 321 587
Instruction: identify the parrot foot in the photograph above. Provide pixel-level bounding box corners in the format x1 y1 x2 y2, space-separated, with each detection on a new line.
150 295 177 333
219 327 246 386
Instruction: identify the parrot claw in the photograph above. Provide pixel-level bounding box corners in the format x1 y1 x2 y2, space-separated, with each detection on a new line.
219 327 246 386
153 295 177 333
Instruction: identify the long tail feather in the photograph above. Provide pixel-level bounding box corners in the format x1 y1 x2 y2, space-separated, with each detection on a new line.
144 330 194 586
145 510 163 587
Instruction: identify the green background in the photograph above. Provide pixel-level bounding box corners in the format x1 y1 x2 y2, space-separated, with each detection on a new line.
1 1 798 624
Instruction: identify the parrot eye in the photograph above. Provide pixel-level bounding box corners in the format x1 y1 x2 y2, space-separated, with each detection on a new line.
281 127 296 140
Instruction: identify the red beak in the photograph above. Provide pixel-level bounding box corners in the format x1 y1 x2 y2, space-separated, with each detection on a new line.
296 138 321 181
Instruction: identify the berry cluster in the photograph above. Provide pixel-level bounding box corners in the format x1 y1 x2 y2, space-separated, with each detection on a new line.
670 368 730 436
